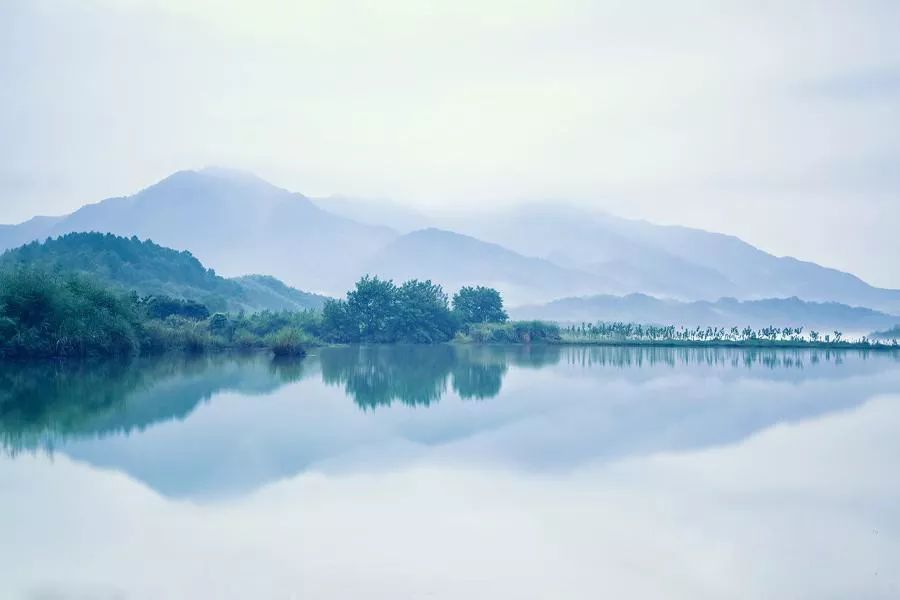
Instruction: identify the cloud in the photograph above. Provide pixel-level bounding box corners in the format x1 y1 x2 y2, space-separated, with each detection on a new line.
1 0 899 284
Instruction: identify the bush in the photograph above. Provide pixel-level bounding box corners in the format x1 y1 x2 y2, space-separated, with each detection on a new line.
268 328 310 357
142 295 210 321
0 269 143 358
466 321 560 344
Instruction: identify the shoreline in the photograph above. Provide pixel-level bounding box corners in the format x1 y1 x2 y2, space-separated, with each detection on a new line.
548 339 898 350
4 339 898 362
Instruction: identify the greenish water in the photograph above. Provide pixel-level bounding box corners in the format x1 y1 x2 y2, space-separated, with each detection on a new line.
1 345 899 598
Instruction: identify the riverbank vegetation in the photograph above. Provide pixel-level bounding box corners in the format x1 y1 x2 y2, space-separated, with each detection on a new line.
872 325 900 343
0 269 518 358
560 321 898 349
0 268 317 359
2 263 896 360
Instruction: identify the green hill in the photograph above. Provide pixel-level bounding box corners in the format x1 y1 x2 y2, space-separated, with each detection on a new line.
0 233 328 313
232 274 329 312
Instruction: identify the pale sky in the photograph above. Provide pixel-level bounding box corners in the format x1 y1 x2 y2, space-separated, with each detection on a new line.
2 0 899 286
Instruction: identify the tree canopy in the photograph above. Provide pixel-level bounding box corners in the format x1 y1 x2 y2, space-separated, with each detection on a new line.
321 276 465 343
452 286 509 326
0 233 326 313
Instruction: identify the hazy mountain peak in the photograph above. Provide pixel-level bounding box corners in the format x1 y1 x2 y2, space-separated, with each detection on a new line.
197 165 269 182
2 169 899 313
134 167 301 203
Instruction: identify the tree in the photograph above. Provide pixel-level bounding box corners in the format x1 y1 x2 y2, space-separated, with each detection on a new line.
321 298 357 342
452 286 508 326
391 279 456 343
346 276 397 342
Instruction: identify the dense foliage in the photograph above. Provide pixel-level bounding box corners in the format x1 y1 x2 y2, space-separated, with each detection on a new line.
0 233 326 313
462 320 561 344
321 276 460 343
0 233 239 311
0 269 144 358
0 263 523 358
0 268 316 358
452 286 509 326
142 296 210 321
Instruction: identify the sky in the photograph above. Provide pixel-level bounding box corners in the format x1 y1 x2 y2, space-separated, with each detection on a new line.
2 0 899 286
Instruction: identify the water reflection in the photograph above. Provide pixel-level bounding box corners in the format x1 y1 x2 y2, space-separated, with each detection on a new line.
319 345 508 408
0 354 307 454
1 345 898 496
2 346 897 459
562 344 889 370
1 345 899 598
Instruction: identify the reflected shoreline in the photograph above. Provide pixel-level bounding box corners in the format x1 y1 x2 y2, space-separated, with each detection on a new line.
1 344 896 455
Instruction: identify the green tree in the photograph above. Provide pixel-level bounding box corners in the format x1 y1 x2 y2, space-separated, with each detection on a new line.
321 298 356 342
452 286 508 326
346 276 397 342
392 279 456 343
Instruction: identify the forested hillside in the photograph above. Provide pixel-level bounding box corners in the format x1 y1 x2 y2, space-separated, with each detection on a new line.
0 233 326 313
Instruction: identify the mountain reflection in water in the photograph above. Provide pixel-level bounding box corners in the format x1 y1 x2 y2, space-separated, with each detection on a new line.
0 345 897 499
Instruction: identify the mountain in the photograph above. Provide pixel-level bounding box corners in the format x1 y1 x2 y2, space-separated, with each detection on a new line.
0 215 65 250
364 228 610 305
231 274 328 312
311 195 433 233
512 293 900 332
452 205 900 313
871 325 900 341
0 232 328 312
3 170 899 312
0 168 397 295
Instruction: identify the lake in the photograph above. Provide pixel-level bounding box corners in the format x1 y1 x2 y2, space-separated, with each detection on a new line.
1 345 898 599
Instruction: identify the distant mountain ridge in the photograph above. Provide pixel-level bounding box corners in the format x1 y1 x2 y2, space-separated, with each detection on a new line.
365 228 610 305
451 204 900 313
2 168 899 314
0 232 328 313
0 168 396 295
512 293 900 332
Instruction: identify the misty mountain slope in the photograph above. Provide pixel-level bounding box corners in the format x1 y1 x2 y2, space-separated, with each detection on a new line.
605 216 900 309
0 232 326 312
3 170 899 310
0 168 398 295
872 325 900 341
511 294 900 331
451 205 739 299
232 275 329 311
364 228 612 305
0 215 64 250
457 204 900 313
312 195 433 233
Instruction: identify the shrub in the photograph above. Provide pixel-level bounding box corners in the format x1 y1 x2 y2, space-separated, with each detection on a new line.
268 328 310 357
466 321 560 344
0 269 143 358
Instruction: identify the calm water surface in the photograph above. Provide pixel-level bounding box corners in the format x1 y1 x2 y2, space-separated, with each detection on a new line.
1 345 898 599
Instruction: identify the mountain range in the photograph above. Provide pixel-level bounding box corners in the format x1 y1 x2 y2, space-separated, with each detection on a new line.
2 167 899 317
511 294 899 332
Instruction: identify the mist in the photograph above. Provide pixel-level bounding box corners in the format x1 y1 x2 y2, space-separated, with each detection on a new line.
3 0 900 286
